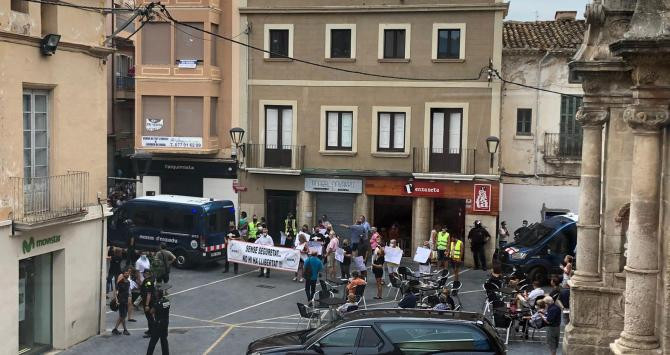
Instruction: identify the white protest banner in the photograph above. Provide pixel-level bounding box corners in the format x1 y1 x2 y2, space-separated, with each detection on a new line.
335 248 345 263
413 247 431 264
227 240 300 272
384 246 403 265
353 256 367 271
308 241 323 255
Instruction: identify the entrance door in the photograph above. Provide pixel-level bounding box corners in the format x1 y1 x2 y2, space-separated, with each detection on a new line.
161 176 203 197
373 196 413 253
265 106 293 168
430 109 462 173
19 253 53 355
433 199 466 240
266 190 297 244
315 193 356 237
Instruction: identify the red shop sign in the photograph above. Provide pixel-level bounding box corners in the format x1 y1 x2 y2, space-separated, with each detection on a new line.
401 181 446 198
473 184 492 212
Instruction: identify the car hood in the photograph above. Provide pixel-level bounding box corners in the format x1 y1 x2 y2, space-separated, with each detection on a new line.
247 329 309 353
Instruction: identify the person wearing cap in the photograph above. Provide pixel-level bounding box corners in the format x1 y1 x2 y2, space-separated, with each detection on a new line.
467 220 491 270
141 269 156 338
223 222 240 274
147 287 171 355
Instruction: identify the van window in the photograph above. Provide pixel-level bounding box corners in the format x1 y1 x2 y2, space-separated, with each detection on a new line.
206 209 230 234
160 208 196 234
378 322 491 352
547 231 571 254
132 206 155 228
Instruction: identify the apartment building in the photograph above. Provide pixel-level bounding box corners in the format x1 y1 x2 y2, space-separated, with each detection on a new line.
237 0 507 262
500 13 586 232
133 0 243 202
0 1 111 353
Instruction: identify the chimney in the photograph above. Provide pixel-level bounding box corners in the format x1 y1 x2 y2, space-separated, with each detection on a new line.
555 11 577 21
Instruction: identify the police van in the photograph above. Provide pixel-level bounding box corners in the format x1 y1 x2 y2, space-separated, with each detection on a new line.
108 195 234 268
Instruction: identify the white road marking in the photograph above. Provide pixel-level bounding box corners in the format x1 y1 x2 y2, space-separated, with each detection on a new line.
459 289 485 294
210 288 304 321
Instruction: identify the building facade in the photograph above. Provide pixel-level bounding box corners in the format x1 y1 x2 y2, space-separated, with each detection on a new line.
133 0 242 203
0 1 111 353
237 0 507 263
500 13 586 232
565 0 670 354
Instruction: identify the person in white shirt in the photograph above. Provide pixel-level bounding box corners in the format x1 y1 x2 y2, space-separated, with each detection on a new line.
135 253 151 282
294 234 309 282
517 280 545 308
255 227 275 278
296 225 311 247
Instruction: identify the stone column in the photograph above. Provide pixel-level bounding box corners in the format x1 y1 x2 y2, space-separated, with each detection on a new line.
411 197 431 257
572 106 608 283
297 191 313 227
611 103 669 354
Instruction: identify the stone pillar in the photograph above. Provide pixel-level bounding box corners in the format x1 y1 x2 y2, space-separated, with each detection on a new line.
611 103 669 354
297 191 313 227
411 197 431 257
572 106 608 283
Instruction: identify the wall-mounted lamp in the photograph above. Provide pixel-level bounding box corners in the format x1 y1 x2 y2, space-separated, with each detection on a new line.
40 34 61 56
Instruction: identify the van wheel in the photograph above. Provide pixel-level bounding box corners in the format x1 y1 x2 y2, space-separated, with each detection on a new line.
528 266 547 285
174 249 192 269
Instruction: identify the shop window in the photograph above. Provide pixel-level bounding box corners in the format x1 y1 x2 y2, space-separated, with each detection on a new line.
142 22 171 65
19 253 53 355
12 0 29 13
377 112 406 152
210 97 218 137
175 22 204 62
174 97 203 138
516 108 532 136
326 111 353 151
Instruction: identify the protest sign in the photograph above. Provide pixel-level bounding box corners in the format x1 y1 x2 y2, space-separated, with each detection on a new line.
335 248 345 263
308 241 323 255
353 256 367 271
414 247 431 264
227 240 300 272
384 246 403 265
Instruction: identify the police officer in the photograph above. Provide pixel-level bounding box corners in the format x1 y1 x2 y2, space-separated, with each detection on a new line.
223 222 240 274
448 234 464 282
147 286 170 355
141 269 156 339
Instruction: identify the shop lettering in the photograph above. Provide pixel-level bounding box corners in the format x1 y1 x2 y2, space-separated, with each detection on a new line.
22 235 61 254
241 255 281 267
165 164 195 171
245 245 280 257
414 187 440 193
138 235 178 244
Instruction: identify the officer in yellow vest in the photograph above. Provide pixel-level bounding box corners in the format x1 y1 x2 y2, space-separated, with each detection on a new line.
436 226 450 270
284 213 297 247
448 235 464 282
247 215 258 242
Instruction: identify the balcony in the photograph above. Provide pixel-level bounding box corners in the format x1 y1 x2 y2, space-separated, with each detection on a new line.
544 133 582 162
412 148 477 175
10 171 90 229
245 144 304 174
115 76 135 100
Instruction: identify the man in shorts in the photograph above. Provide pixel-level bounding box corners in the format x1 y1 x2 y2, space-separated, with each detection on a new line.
325 231 339 280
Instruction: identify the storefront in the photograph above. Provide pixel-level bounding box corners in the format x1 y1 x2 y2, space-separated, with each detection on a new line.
306 177 362 237
0 207 109 355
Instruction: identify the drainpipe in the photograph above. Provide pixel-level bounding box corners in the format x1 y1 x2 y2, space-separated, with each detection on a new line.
534 51 551 178
97 197 106 334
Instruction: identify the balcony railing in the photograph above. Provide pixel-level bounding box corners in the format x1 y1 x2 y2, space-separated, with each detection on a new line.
544 133 582 160
413 148 476 174
116 76 135 90
10 171 89 226
246 144 305 170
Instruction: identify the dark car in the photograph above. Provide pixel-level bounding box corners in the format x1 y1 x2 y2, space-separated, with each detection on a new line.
247 309 506 355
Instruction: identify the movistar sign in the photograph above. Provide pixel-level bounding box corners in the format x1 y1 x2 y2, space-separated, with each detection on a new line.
22 235 61 254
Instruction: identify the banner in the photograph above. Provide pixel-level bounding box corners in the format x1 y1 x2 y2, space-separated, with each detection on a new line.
308 241 323 255
384 246 403 265
335 248 345 263
227 240 300 272
413 247 431 264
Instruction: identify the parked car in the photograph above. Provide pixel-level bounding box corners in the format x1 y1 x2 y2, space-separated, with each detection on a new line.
108 195 234 268
501 214 578 283
247 309 506 355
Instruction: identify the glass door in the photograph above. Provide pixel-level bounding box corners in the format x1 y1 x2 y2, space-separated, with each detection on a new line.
264 106 293 168
430 109 462 173
19 253 52 355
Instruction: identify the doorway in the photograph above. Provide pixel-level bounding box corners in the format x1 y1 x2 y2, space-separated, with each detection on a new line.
429 108 463 173
266 190 297 245
19 253 53 355
433 199 466 239
373 196 413 254
161 175 203 197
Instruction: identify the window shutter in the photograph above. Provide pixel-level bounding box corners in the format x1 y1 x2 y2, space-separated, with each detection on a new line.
266 108 278 147
281 108 293 148
379 113 391 149
341 112 353 148
393 114 405 149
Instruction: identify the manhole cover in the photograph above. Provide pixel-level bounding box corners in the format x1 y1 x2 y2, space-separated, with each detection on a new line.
256 285 275 289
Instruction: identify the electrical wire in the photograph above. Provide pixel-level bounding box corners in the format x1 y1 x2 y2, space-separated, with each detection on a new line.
125 16 148 40
489 68 582 98
23 0 135 12
157 5 487 82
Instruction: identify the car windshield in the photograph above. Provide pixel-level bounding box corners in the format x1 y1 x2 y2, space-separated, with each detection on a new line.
301 320 342 343
516 223 553 247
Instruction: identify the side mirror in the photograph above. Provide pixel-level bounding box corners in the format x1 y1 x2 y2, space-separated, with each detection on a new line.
310 343 324 354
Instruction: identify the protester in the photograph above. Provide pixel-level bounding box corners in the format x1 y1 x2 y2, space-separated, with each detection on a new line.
385 239 401 277
152 243 176 284
517 280 545 308
284 212 297 247
467 220 491 270
436 225 450 270
360 215 371 236
247 215 259 243
255 227 274 278
561 255 574 287
107 247 123 293
398 288 417 309
357 233 371 279
128 268 140 322
141 269 156 339
369 227 380 251
433 293 453 311
135 252 151 283
147 287 171 355
372 247 385 299
448 233 464 282
223 222 240 274
543 296 562 355
238 211 249 240
112 267 131 335
487 263 504 288
337 294 359 316
340 218 367 252
325 231 339 280
346 271 367 297
304 251 323 302
297 225 311 247
340 239 353 279
294 234 309 282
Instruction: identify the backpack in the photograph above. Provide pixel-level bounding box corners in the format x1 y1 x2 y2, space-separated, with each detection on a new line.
303 258 313 280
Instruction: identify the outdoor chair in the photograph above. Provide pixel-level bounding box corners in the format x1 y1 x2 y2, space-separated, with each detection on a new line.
387 273 406 300
354 284 367 309
447 280 462 310
491 300 513 344
320 279 338 295
296 302 321 329
312 289 334 309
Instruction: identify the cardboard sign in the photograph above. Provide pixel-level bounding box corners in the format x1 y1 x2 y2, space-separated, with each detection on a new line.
384 246 403 265
227 240 300 272
413 247 431 264
308 241 323 256
335 248 345 263
353 256 367 271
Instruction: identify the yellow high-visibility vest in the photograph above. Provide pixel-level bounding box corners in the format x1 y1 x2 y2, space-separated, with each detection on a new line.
437 231 450 250
248 221 258 238
450 240 463 261
285 218 297 235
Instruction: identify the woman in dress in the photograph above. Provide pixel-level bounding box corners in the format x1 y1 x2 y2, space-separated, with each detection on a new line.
372 247 385 299
293 234 309 282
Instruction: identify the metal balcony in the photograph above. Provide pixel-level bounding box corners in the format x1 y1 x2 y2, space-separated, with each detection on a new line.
245 144 305 171
544 133 582 160
412 148 476 174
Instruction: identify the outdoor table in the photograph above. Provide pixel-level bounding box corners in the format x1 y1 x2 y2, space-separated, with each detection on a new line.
499 287 515 294
318 297 347 322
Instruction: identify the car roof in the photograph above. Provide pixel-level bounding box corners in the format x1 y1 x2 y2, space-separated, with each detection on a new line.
132 195 231 207
342 308 486 323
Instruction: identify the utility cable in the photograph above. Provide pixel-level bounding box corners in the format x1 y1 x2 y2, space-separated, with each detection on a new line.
23 0 135 12
488 67 582 98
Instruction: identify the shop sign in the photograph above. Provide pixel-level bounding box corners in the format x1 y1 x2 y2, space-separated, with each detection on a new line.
145 118 164 132
141 136 203 149
473 184 492 212
402 181 446 197
22 235 61 254
305 178 362 194
177 59 198 68
146 159 237 178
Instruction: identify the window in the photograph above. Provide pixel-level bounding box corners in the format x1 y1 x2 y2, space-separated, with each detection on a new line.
206 208 233 233
330 29 351 58
210 97 218 137
265 106 293 148
384 29 405 59
142 96 170 136
432 24 466 60
378 112 406 152
131 207 155 228
23 90 49 181
560 95 583 135
326 111 353 151
142 22 171 65
11 0 29 13
175 97 204 138
378 322 492 352
516 108 532 135
264 25 294 59
175 22 204 62
211 24 219 66
161 208 196 234
318 327 360 347
359 327 383 348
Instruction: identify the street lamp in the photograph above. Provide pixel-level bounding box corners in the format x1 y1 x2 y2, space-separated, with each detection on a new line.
229 127 245 166
486 136 500 171
131 150 153 183
40 34 61 56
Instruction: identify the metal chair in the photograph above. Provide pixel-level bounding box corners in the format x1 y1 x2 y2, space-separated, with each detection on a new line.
447 280 462 310
386 273 405 300
354 284 367 309
312 289 334 309
296 302 321 329
320 279 338 295
420 295 440 309
483 283 501 315
397 266 416 281
491 300 513 344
